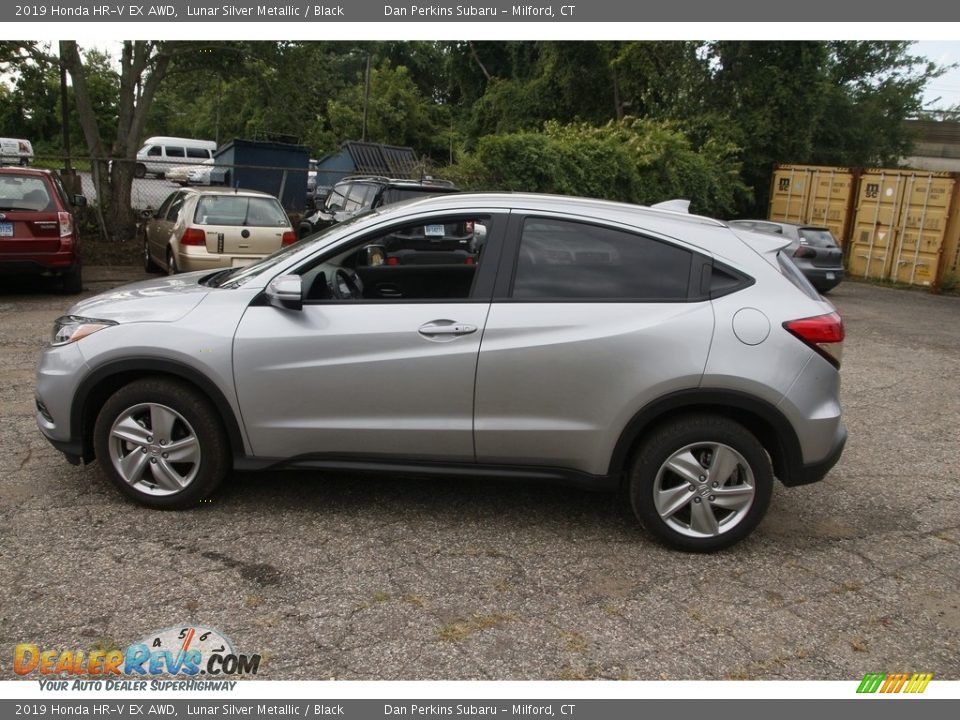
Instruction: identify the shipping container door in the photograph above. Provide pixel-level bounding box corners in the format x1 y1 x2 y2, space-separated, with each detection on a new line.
888 173 953 287
850 172 906 280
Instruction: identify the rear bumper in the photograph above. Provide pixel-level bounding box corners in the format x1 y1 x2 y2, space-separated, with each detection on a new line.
803 267 844 291
0 256 77 276
781 421 847 487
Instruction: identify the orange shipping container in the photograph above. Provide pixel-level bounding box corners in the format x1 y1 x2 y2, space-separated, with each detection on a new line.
848 169 960 287
768 165 856 246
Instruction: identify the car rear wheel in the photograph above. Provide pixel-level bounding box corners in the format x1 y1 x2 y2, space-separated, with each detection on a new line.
93 378 230 509
143 236 161 273
61 263 83 294
134 163 146 179
167 248 178 275
628 414 773 552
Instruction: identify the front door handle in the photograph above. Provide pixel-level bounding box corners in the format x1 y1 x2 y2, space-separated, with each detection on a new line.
418 320 478 338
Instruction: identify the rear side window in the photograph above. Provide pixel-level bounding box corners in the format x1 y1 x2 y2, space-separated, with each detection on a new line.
380 188 447 206
166 147 186 158
778 252 821 300
194 196 289 227
0 175 54 211
186 147 210 159
798 228 838 248
512 218 692 300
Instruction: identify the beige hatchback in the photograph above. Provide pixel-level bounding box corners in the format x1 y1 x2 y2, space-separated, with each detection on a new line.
142 188 295 274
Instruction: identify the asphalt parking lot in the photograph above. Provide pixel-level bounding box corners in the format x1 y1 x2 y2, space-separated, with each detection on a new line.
0 269 958 681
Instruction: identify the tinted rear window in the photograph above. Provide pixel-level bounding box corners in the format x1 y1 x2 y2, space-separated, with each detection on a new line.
186 147 211 159
798 228 838 248
0 175 54 211
512 218 692 301
194 196 289 227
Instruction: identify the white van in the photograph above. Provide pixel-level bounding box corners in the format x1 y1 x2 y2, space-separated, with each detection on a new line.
135 136 217 179
0 138 34 166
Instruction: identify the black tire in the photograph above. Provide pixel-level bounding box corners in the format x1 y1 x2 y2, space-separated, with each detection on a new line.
297 222 313 240
134 163 146 179
61 263 83 294
143 235 161 273
167 248 178 275
628 414 773 552
93 378 230 509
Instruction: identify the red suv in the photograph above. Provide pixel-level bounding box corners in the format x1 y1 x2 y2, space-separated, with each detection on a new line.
0 167 86 293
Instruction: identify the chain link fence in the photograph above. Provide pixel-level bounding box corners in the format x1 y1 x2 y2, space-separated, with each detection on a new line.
27 155 340 240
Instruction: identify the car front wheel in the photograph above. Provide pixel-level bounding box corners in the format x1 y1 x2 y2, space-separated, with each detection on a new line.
93 378 230 509
628 414 773 552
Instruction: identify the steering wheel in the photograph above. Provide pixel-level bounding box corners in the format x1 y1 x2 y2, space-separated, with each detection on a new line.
332 268 364 300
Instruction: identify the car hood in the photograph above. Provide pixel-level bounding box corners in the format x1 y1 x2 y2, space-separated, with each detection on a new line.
66 271 212 323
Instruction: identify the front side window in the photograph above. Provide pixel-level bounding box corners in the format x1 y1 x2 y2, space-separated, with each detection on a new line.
324 183 350 212
146 145 161 157
342 183 375 213
298 215 490 302
512 218 692 301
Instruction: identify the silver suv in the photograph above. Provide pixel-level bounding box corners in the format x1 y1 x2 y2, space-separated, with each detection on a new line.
35 194 846 551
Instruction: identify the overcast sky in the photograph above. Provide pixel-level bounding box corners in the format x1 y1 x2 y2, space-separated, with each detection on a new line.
75 39 960 111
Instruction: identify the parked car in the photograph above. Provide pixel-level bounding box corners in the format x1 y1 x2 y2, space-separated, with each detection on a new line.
728 220 844 292
134 136 217 179
0 167 86 293
0 137 34 166
37 193 846 552
141 187 296 275
297 176 460 239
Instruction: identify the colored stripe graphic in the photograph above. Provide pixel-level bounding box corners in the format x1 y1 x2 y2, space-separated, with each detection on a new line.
857 672 932 694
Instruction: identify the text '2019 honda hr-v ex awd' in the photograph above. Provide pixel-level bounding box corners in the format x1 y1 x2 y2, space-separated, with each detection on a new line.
36 194 846 551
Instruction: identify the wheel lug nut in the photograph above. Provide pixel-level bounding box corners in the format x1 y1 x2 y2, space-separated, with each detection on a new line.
689 485 696 491
141 447 147 454
709 495 715 502
150 458 157 464
147 436 153 442
699 476 705 481
162 453 168 459
694 497 702 503
711 481 718 487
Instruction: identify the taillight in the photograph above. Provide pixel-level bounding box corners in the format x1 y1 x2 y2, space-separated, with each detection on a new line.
281 230 297 246
783 312 844 368
465 255 476 265
181 228 206 246
386 256 400 266
58 212 73 238
793 245 816 259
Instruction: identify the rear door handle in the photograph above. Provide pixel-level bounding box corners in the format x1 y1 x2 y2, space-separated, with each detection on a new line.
418 320 478 338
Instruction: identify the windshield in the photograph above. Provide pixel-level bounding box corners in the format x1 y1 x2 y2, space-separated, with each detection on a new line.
798 228 838 248
0 175 54 211
194 195 289 227
204 210 376 288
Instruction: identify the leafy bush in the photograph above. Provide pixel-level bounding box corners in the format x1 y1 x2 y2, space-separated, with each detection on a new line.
443 117 750 218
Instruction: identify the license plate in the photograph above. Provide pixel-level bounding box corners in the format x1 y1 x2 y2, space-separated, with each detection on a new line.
425 224 445 237
0 222 13 237
231 258 254 268
826 272 836 280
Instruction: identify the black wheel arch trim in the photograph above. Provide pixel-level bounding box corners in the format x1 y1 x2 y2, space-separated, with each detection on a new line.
71 357 246 463
608 388 806 485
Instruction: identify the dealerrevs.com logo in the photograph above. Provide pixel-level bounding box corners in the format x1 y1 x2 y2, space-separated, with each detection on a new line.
15 625 261 689
857 672 933 694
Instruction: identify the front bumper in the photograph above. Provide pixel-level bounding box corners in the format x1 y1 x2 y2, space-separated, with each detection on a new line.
35 342 90 463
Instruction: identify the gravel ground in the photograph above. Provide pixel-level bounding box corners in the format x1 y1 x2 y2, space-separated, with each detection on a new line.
0 270 958 681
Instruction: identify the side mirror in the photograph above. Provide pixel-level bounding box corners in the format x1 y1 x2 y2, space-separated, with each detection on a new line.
73 194 87 208
265 275 303 311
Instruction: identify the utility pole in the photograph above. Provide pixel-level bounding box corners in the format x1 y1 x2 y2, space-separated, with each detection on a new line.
361 52 371 142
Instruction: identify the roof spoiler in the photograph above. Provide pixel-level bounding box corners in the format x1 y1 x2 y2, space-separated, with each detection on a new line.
651 199 691 213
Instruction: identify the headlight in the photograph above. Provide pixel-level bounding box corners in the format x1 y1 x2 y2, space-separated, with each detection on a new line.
52 315 117 346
